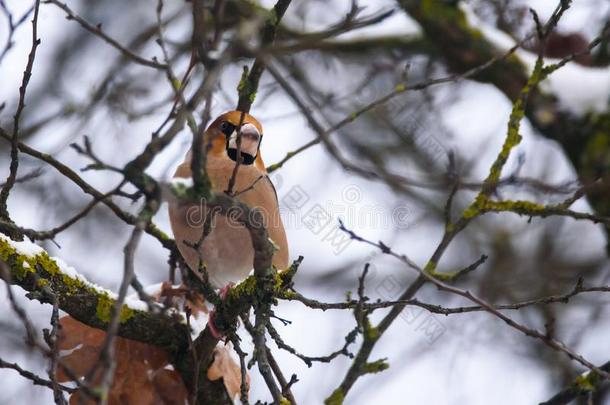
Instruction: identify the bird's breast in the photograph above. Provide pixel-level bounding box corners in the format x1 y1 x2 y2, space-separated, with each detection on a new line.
169 155 289 288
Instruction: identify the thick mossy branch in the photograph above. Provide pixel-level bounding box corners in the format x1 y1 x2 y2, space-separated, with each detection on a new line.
462 57 545 220
362 358 389 375
1 228 303 404
400 0 610 250
540 360 610 405
209 256 303 338
399 0 528 99
484 57 544 187
325 388 345 405
1 219 300 351
0 234 190 353
463 197 610 227
456 56 610 228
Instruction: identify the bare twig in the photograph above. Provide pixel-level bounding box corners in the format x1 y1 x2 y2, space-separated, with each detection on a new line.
0 1 35 64
90 222 145 404
43 288 67 405
267 321 356 368
228 331 250 405
0 0 41 220
284 279 609 315
43 0 166 69
0 357 75 394
339 222 610 380
0 127 176 251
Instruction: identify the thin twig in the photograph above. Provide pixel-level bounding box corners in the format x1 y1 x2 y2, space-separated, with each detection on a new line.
0 1 35 64
44 0 166 69
0 357 75 394
236 0 293 112
0 0 41 218
89 223 145 404
43 288 67 405
0 127 176 251
339 222 610 380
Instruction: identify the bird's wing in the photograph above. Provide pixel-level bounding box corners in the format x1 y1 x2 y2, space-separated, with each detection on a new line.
264 174 279 205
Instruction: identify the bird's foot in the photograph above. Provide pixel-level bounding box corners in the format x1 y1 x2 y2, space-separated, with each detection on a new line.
208 282 235 340
218 282 235 300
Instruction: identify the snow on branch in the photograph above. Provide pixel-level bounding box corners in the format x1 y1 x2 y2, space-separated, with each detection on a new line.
0 233 191 353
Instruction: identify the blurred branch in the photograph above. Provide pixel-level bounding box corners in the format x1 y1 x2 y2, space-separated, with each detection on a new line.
540 360 610 405
0 168 43 188
236 0 292 112
93 221 146 402
43 0 167 69
0 127 176 252
265 32 533 176
273 6 398 53
398 0 610 251
398 0 531 98
0 186 125 244
274 34 432 54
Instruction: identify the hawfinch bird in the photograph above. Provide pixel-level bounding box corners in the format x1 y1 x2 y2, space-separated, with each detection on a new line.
169 111 289 290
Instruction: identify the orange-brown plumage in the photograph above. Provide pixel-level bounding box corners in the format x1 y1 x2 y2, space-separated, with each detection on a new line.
56 113 272 401
169 111 289 288
204 111 266 172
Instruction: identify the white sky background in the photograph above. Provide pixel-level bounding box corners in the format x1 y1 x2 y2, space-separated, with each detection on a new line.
0 0 609 404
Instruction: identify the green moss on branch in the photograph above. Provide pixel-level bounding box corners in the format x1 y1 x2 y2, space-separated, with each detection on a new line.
0 235 189 354
324 388 345 405
362 358 389 374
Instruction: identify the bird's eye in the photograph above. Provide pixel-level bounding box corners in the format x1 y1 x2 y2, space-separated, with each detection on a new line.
219 121 235 136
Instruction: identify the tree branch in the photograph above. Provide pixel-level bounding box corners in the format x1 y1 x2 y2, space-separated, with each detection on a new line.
0 233 190 353
236 0 292 112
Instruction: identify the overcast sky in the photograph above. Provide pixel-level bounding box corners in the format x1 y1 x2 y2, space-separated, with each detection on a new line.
0 0 609 404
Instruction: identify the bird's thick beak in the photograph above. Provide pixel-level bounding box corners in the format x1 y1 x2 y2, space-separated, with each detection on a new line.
227 123 261 164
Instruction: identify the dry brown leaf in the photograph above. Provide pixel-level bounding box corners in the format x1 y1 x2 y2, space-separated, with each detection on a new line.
57 285 247 404
153 368 189 405
207 344 250 399
57 316 188 405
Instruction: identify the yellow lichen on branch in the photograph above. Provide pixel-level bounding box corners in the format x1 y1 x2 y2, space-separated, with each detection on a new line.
461 56 548 222
0 233 190 352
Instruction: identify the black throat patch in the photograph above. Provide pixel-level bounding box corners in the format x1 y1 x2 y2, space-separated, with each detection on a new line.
221 121 262 166
227 148 256 165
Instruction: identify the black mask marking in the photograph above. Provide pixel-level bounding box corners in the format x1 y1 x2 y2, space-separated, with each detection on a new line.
220 121 236 136
227 149 256 165
221 120 263 166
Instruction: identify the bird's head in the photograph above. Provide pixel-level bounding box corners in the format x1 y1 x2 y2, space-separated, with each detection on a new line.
205 111 265 170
